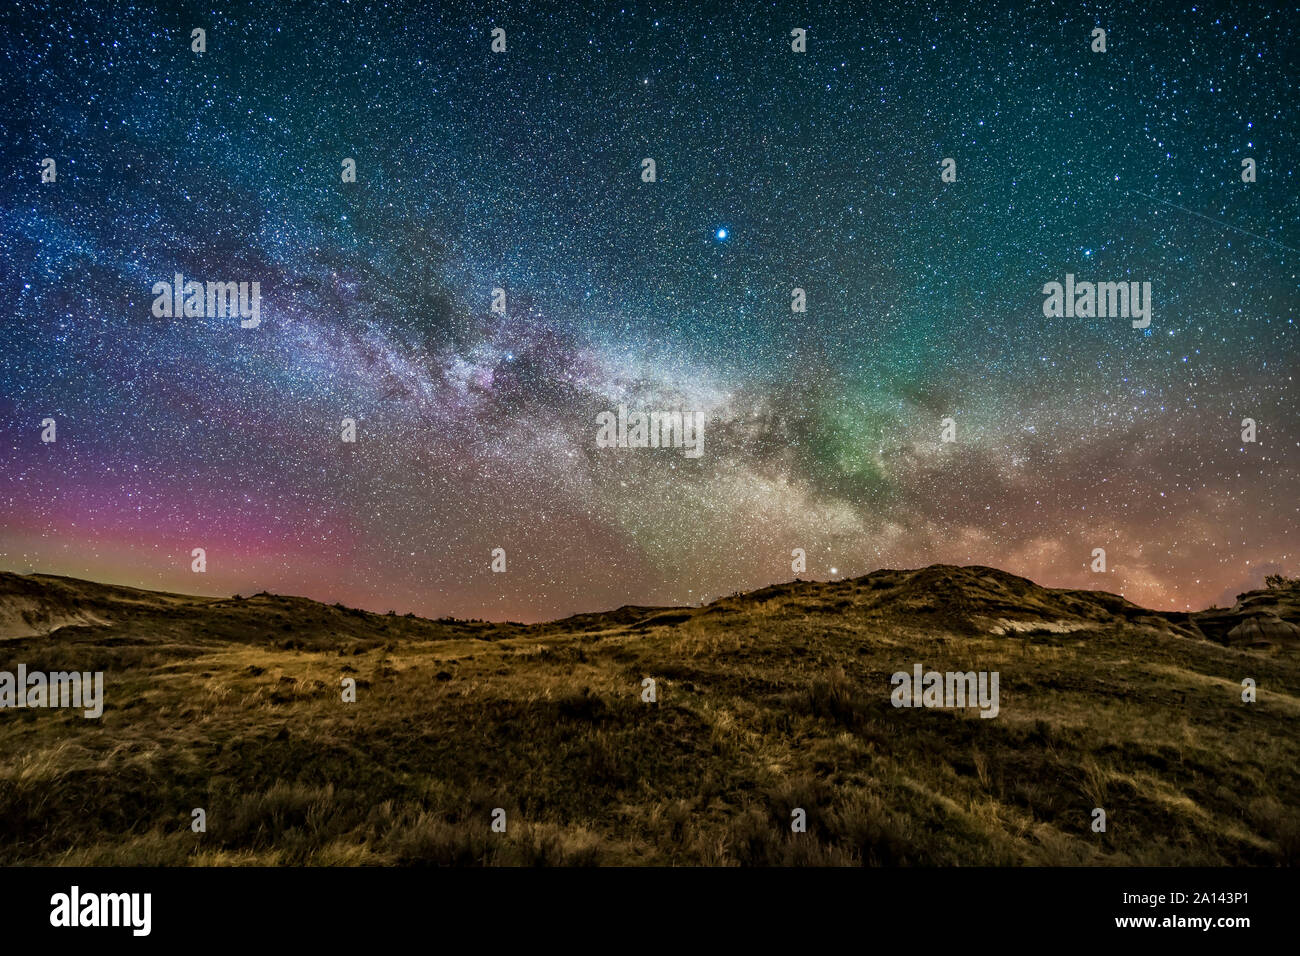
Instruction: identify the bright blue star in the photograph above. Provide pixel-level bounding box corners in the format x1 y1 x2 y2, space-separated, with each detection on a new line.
715 228 728 241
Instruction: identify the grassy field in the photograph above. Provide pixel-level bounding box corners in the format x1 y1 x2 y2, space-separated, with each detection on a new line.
1 566 1297 865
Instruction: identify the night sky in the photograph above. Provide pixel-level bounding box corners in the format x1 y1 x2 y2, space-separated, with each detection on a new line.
1 1 1295 621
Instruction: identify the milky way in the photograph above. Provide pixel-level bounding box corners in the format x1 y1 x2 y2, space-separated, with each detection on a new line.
1 1 1295 620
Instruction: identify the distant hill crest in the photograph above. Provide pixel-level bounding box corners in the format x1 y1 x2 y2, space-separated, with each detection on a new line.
1 565 1296 649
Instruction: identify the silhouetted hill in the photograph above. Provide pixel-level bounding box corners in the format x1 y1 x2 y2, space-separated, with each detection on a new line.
0 572 206 639
5 565 1296 649
1 564 1296 866
0 571 520 648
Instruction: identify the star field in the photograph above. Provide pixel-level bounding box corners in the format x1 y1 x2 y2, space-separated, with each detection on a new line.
0 0 1295 621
